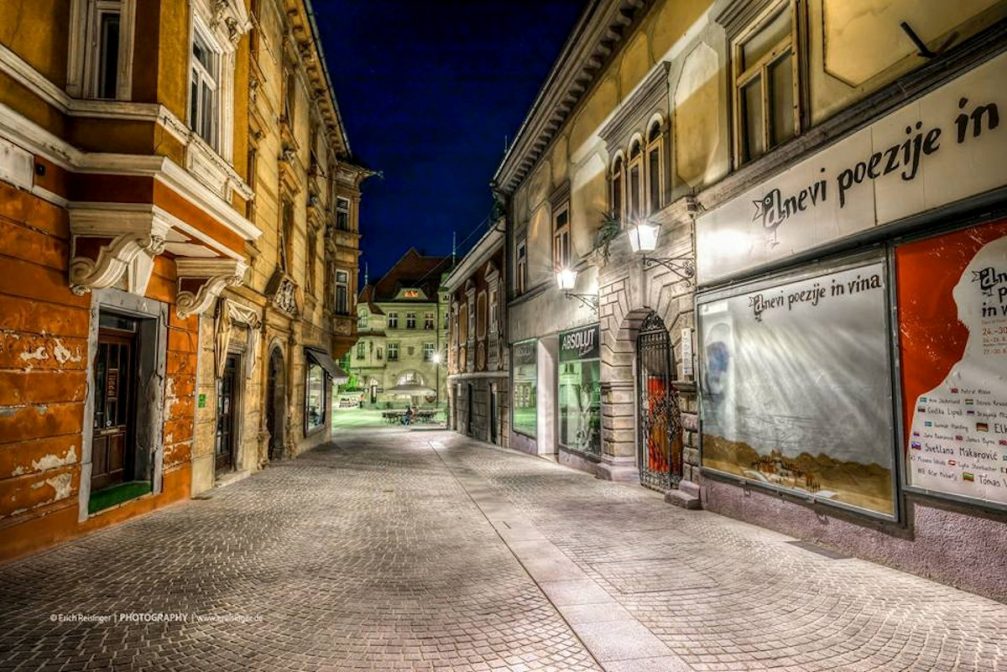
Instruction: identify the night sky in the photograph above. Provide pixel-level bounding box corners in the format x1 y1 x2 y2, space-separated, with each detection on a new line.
312 0 587 283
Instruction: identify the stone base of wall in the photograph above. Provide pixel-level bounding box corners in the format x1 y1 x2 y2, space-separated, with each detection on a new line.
510 432 539 456
700 474 1007 601
557 448 600 477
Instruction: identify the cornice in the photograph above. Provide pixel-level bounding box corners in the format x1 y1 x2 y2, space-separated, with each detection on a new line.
598 61 672 148
493 0 656 194
443 228 504 292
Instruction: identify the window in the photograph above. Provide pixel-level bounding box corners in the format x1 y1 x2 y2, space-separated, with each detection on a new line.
376 347 383 360
388 343 399 361
476 291 488 340
516 239 528 295
611 154 624 224
733 1 799 165
356 341 365 359
489 288 498 334
423 343 435 362
406 313 417 329
334 270 349 315
387 312 398 328
646 120 665 214
279 201 294 271
94 5 121 99
69 0 135 101
424 313 435 330
628 139 643 221
306 232 317 294
512 340 537 437
284 70 297 124
190 28 219 148
358 312 368 330
336 197 351 231
305 359 326 433
558 325 601 455
552 204 571 271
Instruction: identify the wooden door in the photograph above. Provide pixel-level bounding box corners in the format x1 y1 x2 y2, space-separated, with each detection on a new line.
215 353 239 473
91 326 137 491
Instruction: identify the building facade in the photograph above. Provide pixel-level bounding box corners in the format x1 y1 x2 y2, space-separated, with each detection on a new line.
0 0 366 561
495 0 1007 598
351 249 450 407
444 227 509 445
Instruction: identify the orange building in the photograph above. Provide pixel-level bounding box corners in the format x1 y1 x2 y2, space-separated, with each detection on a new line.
0 0 367 561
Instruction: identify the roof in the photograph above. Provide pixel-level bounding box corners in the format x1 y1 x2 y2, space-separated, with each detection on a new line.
443 227 504 292
357 248 452 304
357 285 384 315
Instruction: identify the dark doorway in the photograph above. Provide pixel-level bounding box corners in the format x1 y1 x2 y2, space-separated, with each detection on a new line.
636 313 683 491
91 319 139 492
489 384 498 445
267 348 285 461
215 353 239 474
369 383 377 405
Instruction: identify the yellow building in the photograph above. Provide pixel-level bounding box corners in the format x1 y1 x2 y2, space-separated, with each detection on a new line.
496 0 1007 595
0 0 367 560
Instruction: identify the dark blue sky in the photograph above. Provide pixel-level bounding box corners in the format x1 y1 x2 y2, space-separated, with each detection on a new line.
313 0 586 283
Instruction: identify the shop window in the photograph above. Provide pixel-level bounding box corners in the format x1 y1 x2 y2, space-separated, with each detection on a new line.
387 312 398 328
336 197 351 231
733 0 800 165
558 325 601 456
424 312 435 330
423 343 435 362
334 270 349 315
646 119 665 214
610 154 624 224
697 255 895 518
516 239 528 295
388 343 399 361
190 27 220 149
512 340 537 437
305 358 326 433
406 313 417 329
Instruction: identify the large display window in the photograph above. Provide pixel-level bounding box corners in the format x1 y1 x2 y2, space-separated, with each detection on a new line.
512 340 537 437
558 325 601 456
305 360 326 433
698 254 897 518
896 218 1007 510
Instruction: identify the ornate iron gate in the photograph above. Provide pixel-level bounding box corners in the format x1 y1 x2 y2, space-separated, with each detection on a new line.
637 313 683 491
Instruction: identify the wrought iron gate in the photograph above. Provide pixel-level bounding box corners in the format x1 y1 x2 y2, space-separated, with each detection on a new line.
637 313 683 491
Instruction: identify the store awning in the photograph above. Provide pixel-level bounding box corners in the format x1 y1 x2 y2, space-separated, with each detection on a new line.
305 347 348 384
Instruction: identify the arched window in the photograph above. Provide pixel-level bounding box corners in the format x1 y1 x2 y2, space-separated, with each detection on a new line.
628 137 644 222
646 118 665 214
611 154 624 224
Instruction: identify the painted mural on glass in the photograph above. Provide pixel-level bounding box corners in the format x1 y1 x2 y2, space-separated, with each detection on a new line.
698 259 896 516
559 325 600 455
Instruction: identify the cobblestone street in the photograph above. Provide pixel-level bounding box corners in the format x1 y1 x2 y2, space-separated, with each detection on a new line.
1 430 1005 672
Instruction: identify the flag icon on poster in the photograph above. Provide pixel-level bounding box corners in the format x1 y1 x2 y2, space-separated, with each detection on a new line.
976 422 989 432
920 397 928 403
925 421 933 427
963 472 975 482
955 435 964 441
910 442 921 450
999 439 1007 447
917 407 927 413
951 387 959 393
966 409 975 416
912 431 920 437
964 399 974 406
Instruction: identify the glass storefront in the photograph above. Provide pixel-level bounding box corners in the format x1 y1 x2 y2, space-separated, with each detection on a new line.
512 340 537 437
305 360 326 432
558 325 601 456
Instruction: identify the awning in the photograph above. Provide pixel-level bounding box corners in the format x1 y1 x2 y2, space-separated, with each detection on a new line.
305 347 349 384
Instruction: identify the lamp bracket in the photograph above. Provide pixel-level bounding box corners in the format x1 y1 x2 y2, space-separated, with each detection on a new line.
564 292 599 310
642 255 695 284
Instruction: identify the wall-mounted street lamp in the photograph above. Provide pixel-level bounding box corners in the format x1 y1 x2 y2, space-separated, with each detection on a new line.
556 267 599 311
626 219 694 283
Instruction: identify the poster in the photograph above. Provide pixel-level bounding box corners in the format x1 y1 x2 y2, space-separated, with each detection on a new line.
897 219 1007 507
698 259 896 516
512 340 537 437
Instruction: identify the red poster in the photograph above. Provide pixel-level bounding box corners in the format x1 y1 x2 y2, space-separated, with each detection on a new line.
896 218 1007 505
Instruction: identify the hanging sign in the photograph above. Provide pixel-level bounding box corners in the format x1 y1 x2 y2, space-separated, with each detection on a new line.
560 324 600 362
697 51 1007 284
897 219 1007 508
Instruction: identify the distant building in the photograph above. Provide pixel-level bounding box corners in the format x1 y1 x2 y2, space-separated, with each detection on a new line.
444 227 508 445
351 249 451 406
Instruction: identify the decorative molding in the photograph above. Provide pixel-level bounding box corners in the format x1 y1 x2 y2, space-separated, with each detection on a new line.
66 0 137 100
214 297 262 378
265 267 300 318
69 206 172 296
175 257 248 319
599 61 673 151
